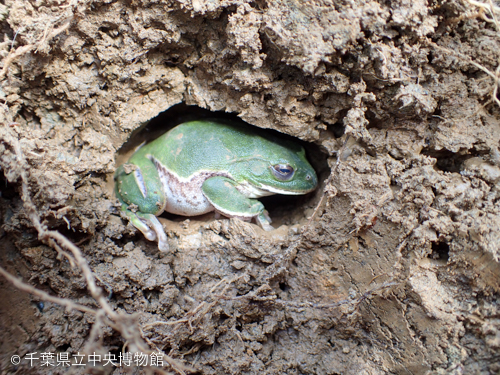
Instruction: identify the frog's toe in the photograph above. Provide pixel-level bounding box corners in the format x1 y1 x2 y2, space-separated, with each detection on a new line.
260 222 274 231
157 237 169 252
141 227 158 241
149 217 168 252
262 210 272 224
136 213 169 252
142 223 169 252
256 211 274 231
126 211 157 241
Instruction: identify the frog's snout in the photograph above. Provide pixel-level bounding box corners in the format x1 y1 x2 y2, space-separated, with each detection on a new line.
305 171 318 191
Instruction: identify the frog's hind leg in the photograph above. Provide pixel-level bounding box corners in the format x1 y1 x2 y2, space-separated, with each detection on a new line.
115 162 169 251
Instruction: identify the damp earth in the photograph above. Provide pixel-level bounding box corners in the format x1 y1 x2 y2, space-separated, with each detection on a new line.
1 0 500 374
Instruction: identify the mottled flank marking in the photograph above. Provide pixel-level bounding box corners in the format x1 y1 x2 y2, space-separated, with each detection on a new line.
149 155 231 216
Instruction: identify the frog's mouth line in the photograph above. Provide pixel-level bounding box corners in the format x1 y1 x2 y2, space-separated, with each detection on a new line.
257 183 315 195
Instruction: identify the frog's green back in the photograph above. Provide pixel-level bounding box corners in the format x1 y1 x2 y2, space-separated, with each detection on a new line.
130 120 306 179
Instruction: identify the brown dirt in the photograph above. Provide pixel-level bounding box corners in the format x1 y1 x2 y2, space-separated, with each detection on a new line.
1 0 500 374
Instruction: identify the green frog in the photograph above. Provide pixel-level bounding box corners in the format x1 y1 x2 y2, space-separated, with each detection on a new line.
115 120 318 251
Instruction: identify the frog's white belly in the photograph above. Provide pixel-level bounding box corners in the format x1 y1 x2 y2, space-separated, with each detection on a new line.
151 157 273 217
153 159 219 216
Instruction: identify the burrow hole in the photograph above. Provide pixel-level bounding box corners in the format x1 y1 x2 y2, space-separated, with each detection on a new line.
116 103 330 227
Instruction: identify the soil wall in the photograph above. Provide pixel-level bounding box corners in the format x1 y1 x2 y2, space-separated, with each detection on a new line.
1 0 499 374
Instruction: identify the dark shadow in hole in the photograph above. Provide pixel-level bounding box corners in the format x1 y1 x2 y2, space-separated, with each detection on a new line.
421 148 465 173
328 121 345 139
56 343 71 352
279 282 289 292
421 147 489 173
219 312 230 323
428 241 449 262
0 173 18 200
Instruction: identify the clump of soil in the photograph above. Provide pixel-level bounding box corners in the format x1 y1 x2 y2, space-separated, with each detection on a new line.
1 0 500 374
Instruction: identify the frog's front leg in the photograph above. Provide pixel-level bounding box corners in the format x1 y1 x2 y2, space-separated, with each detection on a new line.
114 162 169 252
201 176 274 231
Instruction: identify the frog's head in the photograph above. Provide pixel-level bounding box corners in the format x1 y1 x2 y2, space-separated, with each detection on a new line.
240 141 318 196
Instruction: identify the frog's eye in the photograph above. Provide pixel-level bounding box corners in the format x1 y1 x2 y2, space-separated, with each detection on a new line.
271 164 295 181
